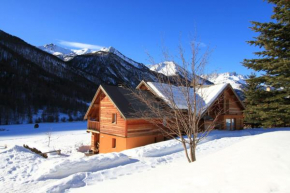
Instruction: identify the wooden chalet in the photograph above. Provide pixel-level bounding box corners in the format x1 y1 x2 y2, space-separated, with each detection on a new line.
85 81 245 154
137 81 245 131
84 85 164 154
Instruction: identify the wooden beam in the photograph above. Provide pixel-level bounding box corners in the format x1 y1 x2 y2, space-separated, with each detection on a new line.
93 104 99 108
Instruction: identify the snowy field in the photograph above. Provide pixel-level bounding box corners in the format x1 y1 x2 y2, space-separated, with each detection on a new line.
0 122 289 193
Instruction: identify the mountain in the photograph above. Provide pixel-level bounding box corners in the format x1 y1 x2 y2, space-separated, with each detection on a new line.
149 61 213 85
39 43 95 61
67 47 157 87
0 29 246 125
204 72 246 90
203 72 247 100
149 62 246 100
0 30 99 124
0 30 159 124
100 47 147 69
149 61 182 76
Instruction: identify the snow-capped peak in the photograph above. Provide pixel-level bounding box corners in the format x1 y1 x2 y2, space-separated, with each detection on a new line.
39 43 72 55
100 46 116 53
100 46 145 69
149 61 213 85
71 48 92 55
39 44 95 61
148 61 183 76
203 72 246 90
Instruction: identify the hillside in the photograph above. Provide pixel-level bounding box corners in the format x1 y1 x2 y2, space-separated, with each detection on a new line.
0 30 158 125
0 30 98 124
67 48 157 87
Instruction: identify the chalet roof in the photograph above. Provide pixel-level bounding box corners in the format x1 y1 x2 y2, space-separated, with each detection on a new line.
146 82 227 113
84 85 156 120
85 80 245 120
103 85 157 119
139 81 245 114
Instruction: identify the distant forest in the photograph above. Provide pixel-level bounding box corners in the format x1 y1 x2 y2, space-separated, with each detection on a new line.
0 34 96 125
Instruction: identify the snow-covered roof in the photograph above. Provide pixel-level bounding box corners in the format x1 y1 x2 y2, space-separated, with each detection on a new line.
146 82 229 113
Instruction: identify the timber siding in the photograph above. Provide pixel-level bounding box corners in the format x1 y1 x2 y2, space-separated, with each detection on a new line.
224 89 243 115
127 119 159 138
100 94 126 137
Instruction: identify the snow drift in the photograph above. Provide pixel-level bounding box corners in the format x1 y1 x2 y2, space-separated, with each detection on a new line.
36 152 133 180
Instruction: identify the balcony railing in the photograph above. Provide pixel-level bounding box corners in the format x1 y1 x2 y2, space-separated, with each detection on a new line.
87 120 100 132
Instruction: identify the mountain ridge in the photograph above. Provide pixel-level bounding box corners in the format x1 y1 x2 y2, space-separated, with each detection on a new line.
0 29 247 124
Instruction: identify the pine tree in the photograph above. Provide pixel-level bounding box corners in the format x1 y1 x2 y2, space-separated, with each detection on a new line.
243 0 290 127
243 74 264 127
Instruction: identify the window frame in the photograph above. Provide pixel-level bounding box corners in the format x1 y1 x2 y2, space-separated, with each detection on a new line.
112 113 117 124
112 138 116 148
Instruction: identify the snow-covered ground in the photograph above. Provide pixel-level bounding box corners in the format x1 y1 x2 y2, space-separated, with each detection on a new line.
0 122 289 193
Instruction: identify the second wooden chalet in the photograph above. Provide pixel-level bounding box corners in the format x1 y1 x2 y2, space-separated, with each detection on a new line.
85 81 245 154
137 81 245 131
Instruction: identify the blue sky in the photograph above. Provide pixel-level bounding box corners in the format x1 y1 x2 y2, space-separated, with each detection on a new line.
0 0 273 75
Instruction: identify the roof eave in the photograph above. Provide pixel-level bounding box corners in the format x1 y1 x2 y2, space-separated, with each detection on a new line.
84 86 102 120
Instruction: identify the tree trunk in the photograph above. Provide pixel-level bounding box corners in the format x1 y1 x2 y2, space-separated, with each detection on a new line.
181 140 191 163
189 144 196 162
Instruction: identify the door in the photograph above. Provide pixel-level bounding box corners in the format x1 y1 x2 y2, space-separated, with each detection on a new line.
226 118 235 130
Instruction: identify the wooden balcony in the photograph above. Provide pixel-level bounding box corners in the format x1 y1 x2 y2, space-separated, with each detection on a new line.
87 120 100 133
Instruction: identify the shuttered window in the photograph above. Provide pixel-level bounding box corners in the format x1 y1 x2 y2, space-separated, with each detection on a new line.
112 113 117 124
112 138 116 148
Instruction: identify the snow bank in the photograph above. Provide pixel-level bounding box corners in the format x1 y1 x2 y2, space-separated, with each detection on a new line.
0 145 44 184
41 173 87 193
123 129 255 158
123 139 185 158
36 153 133 180
70 130 290 193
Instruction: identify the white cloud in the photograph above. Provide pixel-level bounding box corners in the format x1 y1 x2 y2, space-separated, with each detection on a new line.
58 40 104 50
192 41 207 48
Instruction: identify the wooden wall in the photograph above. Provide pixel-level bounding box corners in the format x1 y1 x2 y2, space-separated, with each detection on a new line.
206 86 244 130
224 88 243 115
99 133 127 153
99 93 126 137
99 133 164 153
91 133 100 153
127 119 160 138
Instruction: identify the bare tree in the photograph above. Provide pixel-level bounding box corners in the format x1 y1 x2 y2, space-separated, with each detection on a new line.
132 40 223 163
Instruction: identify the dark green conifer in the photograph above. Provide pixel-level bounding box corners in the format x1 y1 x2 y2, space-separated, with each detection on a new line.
243 0 290 127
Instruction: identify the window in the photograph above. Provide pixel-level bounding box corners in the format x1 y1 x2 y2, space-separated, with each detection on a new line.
112 138 116 148
112 113 117 124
